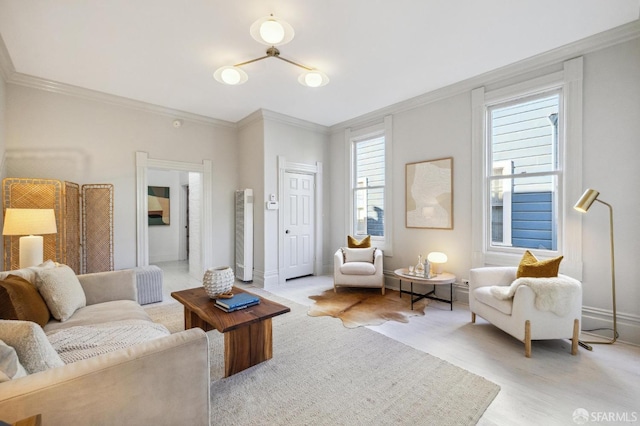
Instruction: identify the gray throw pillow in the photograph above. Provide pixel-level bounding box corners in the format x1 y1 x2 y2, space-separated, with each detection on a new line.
0 338 28 382
35 264 86 322
0 320 64 373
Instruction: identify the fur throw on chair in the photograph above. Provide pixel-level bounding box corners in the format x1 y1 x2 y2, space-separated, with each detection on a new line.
490 276 581 316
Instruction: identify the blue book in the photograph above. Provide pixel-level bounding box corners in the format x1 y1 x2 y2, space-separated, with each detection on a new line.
215 292 260 310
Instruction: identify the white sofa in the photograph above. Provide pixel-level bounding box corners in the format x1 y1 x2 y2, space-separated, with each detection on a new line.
334 247 384 294
469 266 582 357
0 266 210 425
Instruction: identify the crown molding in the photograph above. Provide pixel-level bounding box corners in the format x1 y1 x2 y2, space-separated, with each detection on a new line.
237 108 330 134
330 19 640 132
6 72 236 129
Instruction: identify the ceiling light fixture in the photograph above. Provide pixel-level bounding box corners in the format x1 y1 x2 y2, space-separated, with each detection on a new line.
214 14 329 88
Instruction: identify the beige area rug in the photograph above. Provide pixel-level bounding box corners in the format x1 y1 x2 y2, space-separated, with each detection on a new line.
145 292 499 426
307 287 428 328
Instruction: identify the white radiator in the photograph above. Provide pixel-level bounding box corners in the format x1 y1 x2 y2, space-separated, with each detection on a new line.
235 189 253 281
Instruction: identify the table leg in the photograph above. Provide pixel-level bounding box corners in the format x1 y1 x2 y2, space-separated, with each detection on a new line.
410 281 414 310
224 318 273 377
450 283 453 311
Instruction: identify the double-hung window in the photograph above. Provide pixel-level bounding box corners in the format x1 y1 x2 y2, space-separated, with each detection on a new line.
471 57 584 277
346 117 393 254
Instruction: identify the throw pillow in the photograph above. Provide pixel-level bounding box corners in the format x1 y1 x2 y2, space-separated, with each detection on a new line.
516 250 563 278
0 259 57 285
342 247 376 263
0 320 64 373
0 339 28 382
347 235 371 248
0 274 51 327
35 265 86 322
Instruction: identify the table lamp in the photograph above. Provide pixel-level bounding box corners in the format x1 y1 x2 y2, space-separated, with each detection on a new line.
574 188 617 346
2 208 58 268
427 252 448 275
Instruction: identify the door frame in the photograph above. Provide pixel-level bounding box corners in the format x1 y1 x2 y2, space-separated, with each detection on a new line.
135 152 213 276
277 156 323 285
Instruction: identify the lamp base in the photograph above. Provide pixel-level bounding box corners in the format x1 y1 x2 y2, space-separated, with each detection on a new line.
19 235 44 269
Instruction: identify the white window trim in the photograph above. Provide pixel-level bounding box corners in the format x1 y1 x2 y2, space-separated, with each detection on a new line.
344 115 393 256
471 57 584 279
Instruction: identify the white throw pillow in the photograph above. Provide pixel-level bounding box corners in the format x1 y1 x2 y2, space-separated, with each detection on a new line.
0 320 64 373
35 264 86 322
0 259 57 285
342 247 376 263
0 339 28 382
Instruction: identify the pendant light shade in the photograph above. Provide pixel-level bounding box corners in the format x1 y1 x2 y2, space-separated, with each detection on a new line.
213 66 248 85
250 15 294 46
298 70 330 87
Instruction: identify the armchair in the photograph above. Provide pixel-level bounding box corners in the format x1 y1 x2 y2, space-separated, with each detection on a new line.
334 247 384 295
469 266 582 357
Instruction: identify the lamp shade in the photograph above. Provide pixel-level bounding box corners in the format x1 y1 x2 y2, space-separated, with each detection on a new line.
427 252 448 274
3 208 57 236
298 70 330 88
574 189 599 213
213 66 248 85
250 15 294 46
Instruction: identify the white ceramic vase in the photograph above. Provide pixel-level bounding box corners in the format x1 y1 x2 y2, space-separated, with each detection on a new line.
203 266 234 299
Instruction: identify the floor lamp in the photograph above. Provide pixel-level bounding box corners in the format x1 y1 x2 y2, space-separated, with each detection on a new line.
573 189 617 348
2 208 58 268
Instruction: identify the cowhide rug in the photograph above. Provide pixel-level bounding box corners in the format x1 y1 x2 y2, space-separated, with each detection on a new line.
307 287 428 328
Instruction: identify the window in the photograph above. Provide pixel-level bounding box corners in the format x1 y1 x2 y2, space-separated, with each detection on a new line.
353 135 385 237
488 92 561 252
471 57 583 277
346 117 393 254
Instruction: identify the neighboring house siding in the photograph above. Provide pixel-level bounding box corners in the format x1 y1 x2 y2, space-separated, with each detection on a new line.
355 137 385 236
490 94 559 250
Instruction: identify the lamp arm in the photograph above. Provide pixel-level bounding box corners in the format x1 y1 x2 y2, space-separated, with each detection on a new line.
595 198 617 343
233 54 271 67
273 55 313 71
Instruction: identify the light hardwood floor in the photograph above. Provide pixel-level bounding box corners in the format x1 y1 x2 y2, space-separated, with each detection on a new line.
154 261 640 426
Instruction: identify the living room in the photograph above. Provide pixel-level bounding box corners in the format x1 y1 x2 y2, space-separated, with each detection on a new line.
0 2 639 425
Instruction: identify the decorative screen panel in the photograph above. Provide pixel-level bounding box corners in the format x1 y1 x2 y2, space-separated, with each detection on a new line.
81 184 114 273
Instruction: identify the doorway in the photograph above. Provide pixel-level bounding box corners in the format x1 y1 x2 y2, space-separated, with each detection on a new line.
135 152 213 279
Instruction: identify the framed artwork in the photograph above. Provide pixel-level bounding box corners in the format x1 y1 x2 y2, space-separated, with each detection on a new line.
148 186 170 225
406 157 453 229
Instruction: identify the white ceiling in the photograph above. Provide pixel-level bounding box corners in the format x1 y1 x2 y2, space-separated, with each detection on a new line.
0 1 638 127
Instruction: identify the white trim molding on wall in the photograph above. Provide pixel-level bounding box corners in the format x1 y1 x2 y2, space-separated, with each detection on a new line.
135 151 213 276
277 156 323 285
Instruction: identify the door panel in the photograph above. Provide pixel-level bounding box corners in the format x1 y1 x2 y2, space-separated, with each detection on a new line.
284 172 315 279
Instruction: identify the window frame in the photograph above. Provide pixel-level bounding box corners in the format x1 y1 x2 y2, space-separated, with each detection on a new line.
471 58 584 279
345 116 393 255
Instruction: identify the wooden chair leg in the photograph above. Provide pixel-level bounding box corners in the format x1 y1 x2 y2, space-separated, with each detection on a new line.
471 312 476 323
524 320 532 358
571 318 579 355
381 286 385 295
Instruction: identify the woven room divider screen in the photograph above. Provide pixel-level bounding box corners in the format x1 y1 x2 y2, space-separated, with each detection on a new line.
2 178 113 274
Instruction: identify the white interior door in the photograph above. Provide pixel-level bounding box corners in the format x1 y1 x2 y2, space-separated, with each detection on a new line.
283 172 315 280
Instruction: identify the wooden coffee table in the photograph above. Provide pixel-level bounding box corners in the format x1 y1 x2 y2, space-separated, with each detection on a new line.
171 286 290 377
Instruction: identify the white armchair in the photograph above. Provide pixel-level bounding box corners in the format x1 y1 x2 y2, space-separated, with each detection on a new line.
334 247 384 294
469 266 582 357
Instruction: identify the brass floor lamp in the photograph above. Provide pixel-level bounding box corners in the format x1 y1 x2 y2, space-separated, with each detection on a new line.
574 188 618 350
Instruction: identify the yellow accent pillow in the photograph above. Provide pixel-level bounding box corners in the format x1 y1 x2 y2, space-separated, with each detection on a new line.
347 235 371 248
516 250 563 278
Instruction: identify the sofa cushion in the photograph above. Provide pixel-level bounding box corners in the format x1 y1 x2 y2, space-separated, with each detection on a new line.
35 265 87 322
0 320 64 373
517 250 563 278
342 247 376 263
0 339 28 382
44 300 152 333
0 274 51 327
473 287 513 315
347 235 371 248
340 262 376 276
